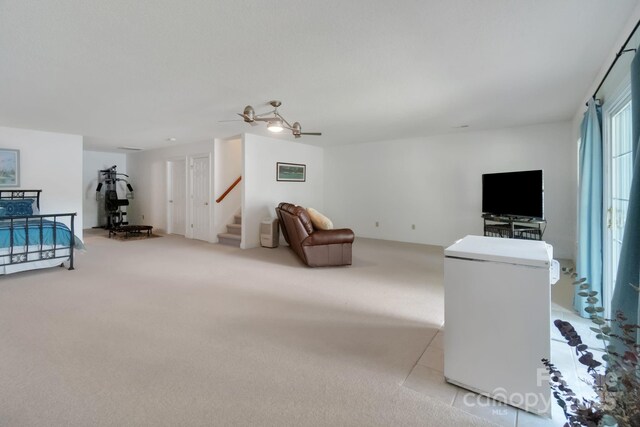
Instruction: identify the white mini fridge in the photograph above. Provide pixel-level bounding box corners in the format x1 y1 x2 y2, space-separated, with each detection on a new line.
444 235 558 416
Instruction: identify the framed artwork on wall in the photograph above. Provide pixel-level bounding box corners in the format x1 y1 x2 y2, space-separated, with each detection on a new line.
0 149 20 187
276 162 306 182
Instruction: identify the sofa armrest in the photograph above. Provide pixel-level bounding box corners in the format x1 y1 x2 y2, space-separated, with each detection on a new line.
302 229 355 246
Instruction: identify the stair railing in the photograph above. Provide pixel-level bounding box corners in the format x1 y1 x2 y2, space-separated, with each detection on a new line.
216 176 242 203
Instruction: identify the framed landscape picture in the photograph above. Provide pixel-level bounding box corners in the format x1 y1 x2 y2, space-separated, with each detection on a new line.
276 162 306 182
0 149 19 187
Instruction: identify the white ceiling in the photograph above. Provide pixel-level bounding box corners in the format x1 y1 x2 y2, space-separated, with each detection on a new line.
0 0 638 150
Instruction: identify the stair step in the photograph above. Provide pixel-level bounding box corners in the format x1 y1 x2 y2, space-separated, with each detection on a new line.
218 233 241 247
234 214 242 224
226 223 241 235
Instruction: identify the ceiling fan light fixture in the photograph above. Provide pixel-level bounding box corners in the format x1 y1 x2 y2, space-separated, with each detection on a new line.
267 120 284 133
231 102 321 138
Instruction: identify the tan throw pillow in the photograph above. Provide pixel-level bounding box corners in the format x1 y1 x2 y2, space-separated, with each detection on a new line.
307 207 334 230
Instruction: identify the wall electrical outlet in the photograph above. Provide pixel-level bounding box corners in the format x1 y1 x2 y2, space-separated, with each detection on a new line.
412 224 416 230
375 221 379 227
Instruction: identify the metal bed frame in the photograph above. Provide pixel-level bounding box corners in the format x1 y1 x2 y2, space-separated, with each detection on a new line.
0 190 76 271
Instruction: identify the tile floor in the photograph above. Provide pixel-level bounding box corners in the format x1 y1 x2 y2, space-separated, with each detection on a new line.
403 280 605 426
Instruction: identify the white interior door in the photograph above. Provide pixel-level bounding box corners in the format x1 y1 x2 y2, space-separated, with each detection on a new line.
190 155 210 241
603 89 633 317
168 159 187 235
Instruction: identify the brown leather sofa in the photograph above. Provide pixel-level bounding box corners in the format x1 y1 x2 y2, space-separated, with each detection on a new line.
276 202 354 267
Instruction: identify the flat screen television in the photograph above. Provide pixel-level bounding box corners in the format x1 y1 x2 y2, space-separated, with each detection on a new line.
482 170 544 219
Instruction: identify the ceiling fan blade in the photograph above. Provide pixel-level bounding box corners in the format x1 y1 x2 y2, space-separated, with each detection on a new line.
300 132 322 136
218 119 242 122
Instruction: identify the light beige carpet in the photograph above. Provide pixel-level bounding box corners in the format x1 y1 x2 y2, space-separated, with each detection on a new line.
0 230 493 426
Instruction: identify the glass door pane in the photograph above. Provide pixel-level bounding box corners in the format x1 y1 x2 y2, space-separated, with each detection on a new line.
604 98 633 316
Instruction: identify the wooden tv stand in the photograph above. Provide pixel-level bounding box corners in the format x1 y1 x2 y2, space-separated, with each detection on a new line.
482 215 546 240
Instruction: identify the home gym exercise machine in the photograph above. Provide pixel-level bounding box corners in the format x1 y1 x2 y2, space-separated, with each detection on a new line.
95 165 134 229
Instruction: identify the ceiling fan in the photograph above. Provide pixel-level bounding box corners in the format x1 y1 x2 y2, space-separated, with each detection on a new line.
227 100 322 138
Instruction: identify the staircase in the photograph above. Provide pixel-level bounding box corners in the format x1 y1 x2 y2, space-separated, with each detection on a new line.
217 213 242 247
